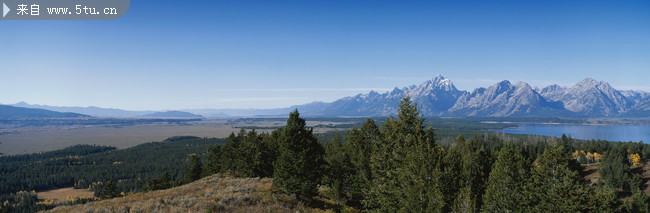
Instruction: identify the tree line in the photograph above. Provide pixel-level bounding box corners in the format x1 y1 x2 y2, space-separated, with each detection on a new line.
0 136 227 212
2 96 650 212
198 97 650 212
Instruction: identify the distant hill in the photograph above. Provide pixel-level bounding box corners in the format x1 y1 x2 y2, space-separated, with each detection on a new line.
11 102 154 118
180 109 231 117
142 111 203 118
0 105 90 119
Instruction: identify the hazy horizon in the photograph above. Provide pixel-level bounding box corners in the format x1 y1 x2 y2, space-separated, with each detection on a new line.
3 76 648 111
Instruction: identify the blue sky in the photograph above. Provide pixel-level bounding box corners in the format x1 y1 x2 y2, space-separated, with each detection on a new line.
1 0 649 110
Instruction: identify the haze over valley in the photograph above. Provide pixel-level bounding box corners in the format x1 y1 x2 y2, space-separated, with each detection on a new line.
5 75 650 118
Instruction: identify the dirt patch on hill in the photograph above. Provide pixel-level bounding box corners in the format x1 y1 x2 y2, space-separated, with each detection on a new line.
641 163 650 195
583 164 601 185
584 162 650 195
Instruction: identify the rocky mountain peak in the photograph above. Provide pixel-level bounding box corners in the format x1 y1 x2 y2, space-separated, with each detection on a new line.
416 74 457 93
574 78 599 89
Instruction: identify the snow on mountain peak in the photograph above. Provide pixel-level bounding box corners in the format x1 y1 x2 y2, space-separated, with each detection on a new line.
424 74 456 91
574 78 599 88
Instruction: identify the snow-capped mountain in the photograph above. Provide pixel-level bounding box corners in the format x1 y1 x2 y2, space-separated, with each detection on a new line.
12 75 649 117
293 75 650 117
294 75 466 116
536 78 633 116
562 78 630 116
408 75 467 115
538 84 566 102
448 81 564 116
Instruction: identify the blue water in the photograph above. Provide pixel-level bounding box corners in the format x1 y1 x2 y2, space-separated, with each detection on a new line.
495 124 650 143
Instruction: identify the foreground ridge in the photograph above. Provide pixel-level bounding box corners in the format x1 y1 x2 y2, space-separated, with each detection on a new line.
47 176 314 213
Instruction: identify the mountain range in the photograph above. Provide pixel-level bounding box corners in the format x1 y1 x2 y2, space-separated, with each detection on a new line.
0 105 89 119
6 75 650 118
11 102 154 117
142 111 203 118
291 75 650 117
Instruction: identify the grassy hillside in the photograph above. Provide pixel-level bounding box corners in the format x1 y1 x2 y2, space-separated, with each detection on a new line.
44 162 650 213
47 176 325 213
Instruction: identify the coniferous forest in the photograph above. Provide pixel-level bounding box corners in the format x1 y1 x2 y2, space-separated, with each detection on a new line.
2 97 650 212
200 97 650 212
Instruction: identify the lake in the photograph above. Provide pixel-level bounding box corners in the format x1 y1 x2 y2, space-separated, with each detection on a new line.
495 124 650 143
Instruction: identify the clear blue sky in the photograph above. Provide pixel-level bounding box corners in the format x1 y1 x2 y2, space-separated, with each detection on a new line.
1 0 648 110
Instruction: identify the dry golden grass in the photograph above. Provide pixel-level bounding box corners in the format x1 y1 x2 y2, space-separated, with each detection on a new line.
47 175 327 213
37 187 95 203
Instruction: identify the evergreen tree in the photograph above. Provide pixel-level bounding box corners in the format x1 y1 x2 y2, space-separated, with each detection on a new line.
367 118 402 211
440 135 464 212
344 118 380 205
624 189 650 212
101 179 119 199
323 133 355 204
203 144 221 176
482 144 529 212
590 187 623 212
457 136 491 211
185 155 202 183
257 130 280 177
367 97 444 212
238 129 263 177
559 134 574 154
522 145 593 212
273 109 325 200
600 144 631 190
220 132 242 175
205 129 278 178
143 171 173 191
452 185 476 213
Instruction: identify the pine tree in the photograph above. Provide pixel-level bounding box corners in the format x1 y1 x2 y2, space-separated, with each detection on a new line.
600 144 632 190
559 134 574 154
366 117 401 210
344 118 380 205
101 179 119 199
185 155 202 183
238 129 263 177
440 135 464 212
457 136 491 211
143 171 173 191
367 97 444 212
323 133 354 204
522 145 594 212
273 109 325 200
257 130 280 177
158 171 172 189
203 144 222 176
624 189 650 212
452 185 476 213
590 187 622 212
220 132 242 175
482 144 529 212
